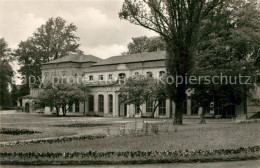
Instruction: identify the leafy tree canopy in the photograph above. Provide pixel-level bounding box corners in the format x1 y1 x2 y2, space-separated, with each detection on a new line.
38 80 90 116
123 36 165 54
14 17 82 96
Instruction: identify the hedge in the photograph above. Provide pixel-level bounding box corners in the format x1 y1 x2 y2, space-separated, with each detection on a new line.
0 145 259 165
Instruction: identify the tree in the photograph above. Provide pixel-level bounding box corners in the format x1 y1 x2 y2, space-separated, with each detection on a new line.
119 75 167 117
119 75 150 116
0 38 13 109
123 36 165 54
191 0 260 122
38 81 90 116
119 0 224 124
14 17 82 96
146 77 168 117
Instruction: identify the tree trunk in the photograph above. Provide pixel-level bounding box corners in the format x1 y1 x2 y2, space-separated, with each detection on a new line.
55 106 59 116
174 84 186 125
200 106 207 124
244 87 248 119
62 106 67 116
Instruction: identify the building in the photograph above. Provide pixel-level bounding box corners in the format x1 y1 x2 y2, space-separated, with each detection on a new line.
22 51 260 118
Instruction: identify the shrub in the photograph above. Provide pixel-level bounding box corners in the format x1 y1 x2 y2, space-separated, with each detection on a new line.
151 124 159 135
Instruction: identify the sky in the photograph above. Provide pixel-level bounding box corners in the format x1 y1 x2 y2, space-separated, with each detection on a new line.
0 0 157 58
0 0 158 84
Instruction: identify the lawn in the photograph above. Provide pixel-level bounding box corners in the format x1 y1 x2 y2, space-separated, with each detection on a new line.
1 123 260 153
1 111 259 164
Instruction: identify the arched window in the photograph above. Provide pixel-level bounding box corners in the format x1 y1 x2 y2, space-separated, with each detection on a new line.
146 71 153 78
89 75 93 81
88 95 94 112
98 94 104 112
159 99 166 116
109 94 113 113
159 71 165 77
146 101 153 113
118 73 126 80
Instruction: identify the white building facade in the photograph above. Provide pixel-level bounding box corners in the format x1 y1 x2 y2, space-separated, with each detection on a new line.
22 51 260 118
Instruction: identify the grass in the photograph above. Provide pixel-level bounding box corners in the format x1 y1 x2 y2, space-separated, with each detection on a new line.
1 112 260 164
1 123 260 153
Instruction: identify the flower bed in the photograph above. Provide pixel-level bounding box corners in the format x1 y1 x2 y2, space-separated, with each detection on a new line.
0 145 259 165
0 134 107 147
0 128 41 135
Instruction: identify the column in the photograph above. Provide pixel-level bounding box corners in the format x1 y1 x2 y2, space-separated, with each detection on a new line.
172 101 176 116
85 97 89 116
114 92 119 117
143 102 147 114
94 93 98 112
112 92 116 117
166 99 170 117
187 99 192 116
127 104 130 117
104 93 109 116
80 102 84 114
72 103 75 113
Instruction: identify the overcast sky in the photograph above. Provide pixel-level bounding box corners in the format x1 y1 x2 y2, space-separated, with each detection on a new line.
0 0 157 59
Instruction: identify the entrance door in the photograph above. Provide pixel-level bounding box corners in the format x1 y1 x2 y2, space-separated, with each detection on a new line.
25 103 29 113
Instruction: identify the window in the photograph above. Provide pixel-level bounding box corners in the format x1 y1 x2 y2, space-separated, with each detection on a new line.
108 74 113 80
214 99 235 116
146 71 153 78
159 99 166 116
88 95 94 112
159 71 165 77
109 94 113 113
191 100 199 115
134 72 139 76
75 100 80 112
146 101 153 113
99 75 104 81
89 75 93 81
135 104 140 114
118 73 126 80
98 94 104 112
75 73 78 77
